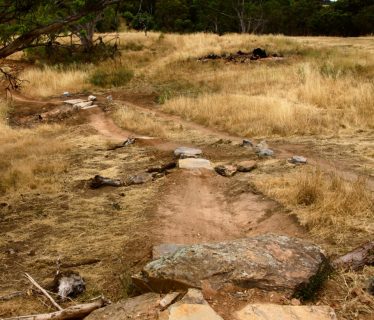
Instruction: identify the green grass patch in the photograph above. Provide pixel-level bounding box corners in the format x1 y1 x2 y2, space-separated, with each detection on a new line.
89 66 133 88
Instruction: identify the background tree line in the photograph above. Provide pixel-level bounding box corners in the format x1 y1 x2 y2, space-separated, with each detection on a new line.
0 0 372 62
119 0 373 36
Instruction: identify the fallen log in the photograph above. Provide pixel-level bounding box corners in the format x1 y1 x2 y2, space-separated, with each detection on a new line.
2 297 108 320
332 241 374 271
89 175 123 189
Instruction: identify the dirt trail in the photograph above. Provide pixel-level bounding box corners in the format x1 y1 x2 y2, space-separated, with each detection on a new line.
114 97 374 191
154 170 303 246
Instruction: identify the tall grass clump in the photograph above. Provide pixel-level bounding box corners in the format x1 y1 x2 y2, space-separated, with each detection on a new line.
0 100 69 195
113 104 166 137
253 167 374 252
89 65 133 88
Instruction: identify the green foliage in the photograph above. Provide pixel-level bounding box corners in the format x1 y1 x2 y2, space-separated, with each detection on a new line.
89 66 133 88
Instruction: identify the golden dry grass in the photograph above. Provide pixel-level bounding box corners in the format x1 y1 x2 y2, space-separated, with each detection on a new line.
112 103 167 138
0 100 69 194
253 166 374 253
20 66 90 97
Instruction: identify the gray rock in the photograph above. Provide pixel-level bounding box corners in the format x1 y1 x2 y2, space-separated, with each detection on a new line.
174 147 202 159
128 173 153 185
85 293 160 320
153 244 186 259
289 156 307 164
159 292 182 310
235 304 337 320
74 101 93 109
132 235 329 296
64 99 85 105
88 95 97 101
242 139 254 147
63 91 70 97
214 165 237 177
53 271 85 300
236 160 257 172
178 158 213 170
81 104 98 110
257 148 274 157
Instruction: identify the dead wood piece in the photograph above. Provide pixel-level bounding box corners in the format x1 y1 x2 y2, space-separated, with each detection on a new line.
0 291 24 301
107 137 136 151
2 297 108 320
332 241 374 271
90 175 123 189
24 273 63 311
147 162 176 173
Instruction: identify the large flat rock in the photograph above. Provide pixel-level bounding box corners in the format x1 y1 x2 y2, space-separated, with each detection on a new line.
132 235 329 296
235 304 337 320
178 158 213 170
85 293 160 320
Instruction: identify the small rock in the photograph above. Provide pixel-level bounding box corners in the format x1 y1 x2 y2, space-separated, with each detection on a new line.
255 140 269 152
160 289 224 320
88 95 97 101
81 104 98 110
235 304 337 320
174 147 202 159
28 249 36 256
237 160 257 172
178 158 213 170
291 298 301 306
74 101 93 109
5 248 16 255
124 137 136 146
160 292 182 310
106 95 113 102
64 99 85 105
242 139 253 147
63 92 70 97
289 156 307 164
257 148 274 157
54 271 85 300
215 165 237 177
128 173 153 185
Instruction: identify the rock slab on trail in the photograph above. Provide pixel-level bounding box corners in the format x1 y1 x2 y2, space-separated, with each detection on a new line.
235 304 337 320
132 235 329 296
160 289 223 320
178 158 213 170
174 147 202 158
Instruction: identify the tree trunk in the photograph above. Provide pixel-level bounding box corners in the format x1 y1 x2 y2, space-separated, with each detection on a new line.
0 0 118 59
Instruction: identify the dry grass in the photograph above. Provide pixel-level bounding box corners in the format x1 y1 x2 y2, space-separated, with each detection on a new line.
112 103 167 138
253 167 374 253
21 66 90 97
0 100 69 194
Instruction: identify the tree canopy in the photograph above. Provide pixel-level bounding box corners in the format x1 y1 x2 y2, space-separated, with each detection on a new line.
0 0 121 59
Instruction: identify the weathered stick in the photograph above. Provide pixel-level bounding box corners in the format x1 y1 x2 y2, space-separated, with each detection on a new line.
24 273 63 311
89 175 123 189
332 241 374 271
2 298 107 320
0 291 24 301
